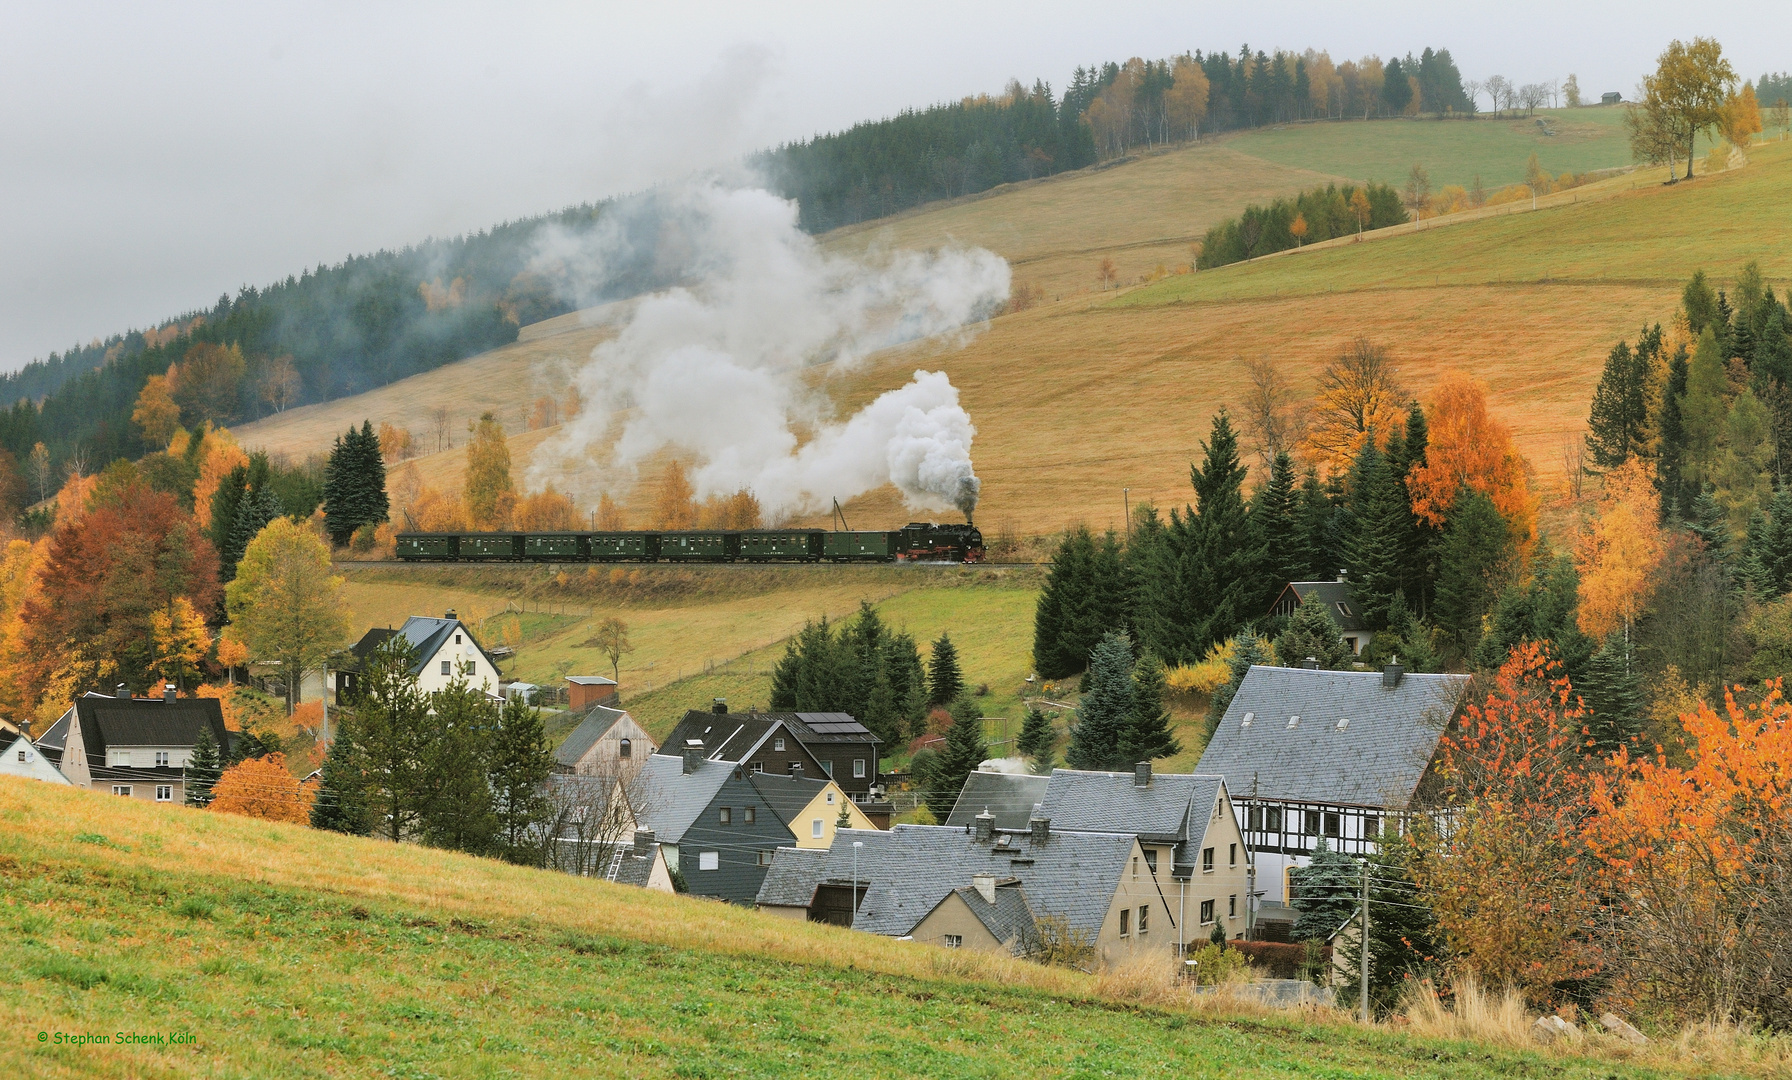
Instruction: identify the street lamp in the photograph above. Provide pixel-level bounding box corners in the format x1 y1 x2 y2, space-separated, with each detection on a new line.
851 840 863 930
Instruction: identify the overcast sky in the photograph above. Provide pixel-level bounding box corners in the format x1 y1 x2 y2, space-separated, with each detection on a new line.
1 1 1783 370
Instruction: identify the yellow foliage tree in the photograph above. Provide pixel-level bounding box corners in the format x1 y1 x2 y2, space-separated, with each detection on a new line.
215 635 249 685
1721 83 1763 156
699 488 762 529
654 461 696 530
595 492 627 531
224 517 351 714
170 342 248 424
209 752 314 823
1303 337 1406 471
0 538 44 728
131 373 181 448
192 426 249 532
463 411 515 529
378 422 415 462
410 485 469 532
149 596 211 691
1574 460 1666 642
1163 56 1210 140
516 488 578 531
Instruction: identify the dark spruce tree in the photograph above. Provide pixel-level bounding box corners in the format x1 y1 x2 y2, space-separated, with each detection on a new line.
1333 838 1441 1017
420 678 499 856
1656 342 1694 519
1743 482 1792 596
1687 487 1737 576
184 725 222 808
1273 592 1354 670
1584 338 1651 468
927 632 966 707
1293 466 1340 581
1119 650 1180 765
922 696 988 821
1433 490 1513 658
1252 451 1303 591
487 695 556 865
1170 410 1265 661
1066 630 1135 771
1473 547 1594 682
1016 707 1056 770
1344 441 1407 630
1290 837 1359 942
1033 527 1095 679
310 726 371 835
1578 635 1645 755
1390 402 1439 615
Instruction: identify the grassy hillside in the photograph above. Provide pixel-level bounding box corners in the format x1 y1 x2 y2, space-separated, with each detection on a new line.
229 123 1767 540
0 778 1735 1079
1225 107 1632 190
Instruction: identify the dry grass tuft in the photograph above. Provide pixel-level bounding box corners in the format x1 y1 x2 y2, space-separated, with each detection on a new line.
1402 973 1536 1048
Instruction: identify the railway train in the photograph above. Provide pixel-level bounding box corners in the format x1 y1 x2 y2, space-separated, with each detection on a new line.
394 521 984 563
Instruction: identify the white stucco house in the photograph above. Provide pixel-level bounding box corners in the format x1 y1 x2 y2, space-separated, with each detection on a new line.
331 610 505 702
1 733 71 785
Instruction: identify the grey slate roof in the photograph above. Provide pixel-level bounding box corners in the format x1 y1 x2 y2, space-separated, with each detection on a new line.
747 772 833 830
1196 665 1469 808
633 754 737 844
949 882 1038 951
345 617 499 678
554 706 631 769
768 824 1134 939
944 771 1049 830
755 847 828 907
1039 769 1204 843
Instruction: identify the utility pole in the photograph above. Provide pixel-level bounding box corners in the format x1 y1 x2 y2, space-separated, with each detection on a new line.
1122 488 1131 539
1360 858 1371 1023
852 840 863 930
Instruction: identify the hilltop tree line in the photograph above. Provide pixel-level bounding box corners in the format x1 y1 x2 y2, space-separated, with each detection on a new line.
1196 181 1406 268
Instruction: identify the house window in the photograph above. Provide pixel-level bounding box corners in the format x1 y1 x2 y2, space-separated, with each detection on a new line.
1229 843 1237 866
1304 810 1321 835
1248 806 1261 831
756 851 773 866
619 738 631 759
441 660 451 676
1131 856 1139 880
454 634 462 644
826 791 835 804
1199 899 1215 924
155 751 170 767
751 762 764 773
1365 815 1380 839
1265 806 1283 832
774 737 785 751
811 819 823 839
16 750 24 763
1336 601 1352 618
1119 908 1131 936
944 934 963 949
698 852 719 871
821 761 832 777
744 807 755 824
112 785 132 797
1143 849 1158 874
1202 847 1215 873
1324 812 1341 838
1228 895 1237 918
1138 906 1149 934
155 785 172 802
853 759 867 778
719 808 732 825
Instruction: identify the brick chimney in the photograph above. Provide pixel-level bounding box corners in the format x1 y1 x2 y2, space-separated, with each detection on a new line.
1133 761 1151 787
972 873 997 904
163 683 176 702
444 609 457 620
116 683 129 699
712 698 727 714
1029 816 1050 844
788 761 803 778
633 829 655 857
1302 657 1320 670
973 809 995 843
1382 658 1405 689
681 739 704 775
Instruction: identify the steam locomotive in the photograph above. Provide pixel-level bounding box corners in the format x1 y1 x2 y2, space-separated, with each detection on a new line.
394 522 984 563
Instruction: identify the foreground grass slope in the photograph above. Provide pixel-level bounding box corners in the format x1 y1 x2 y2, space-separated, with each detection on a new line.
0 779 1718 1079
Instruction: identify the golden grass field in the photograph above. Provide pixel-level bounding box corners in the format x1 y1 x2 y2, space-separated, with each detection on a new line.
13 777 1770 1079
226 114 1765 542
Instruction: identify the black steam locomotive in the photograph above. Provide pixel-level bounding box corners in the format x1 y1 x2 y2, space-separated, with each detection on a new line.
395 522 983 563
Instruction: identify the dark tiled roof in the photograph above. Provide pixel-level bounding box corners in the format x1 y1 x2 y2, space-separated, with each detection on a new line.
587 841 660 888
74 696 229 755
350 627 399 660
1039 769 1205 843
633 755 739 844
756 847 828 907
554 706 631 768
1196 665 1470 808
747 772 832 829
664 713 776 761
1275 582 1367 632
782 824 1133 939
949 882 1038 951
944 771 1049 830
786 712 880 746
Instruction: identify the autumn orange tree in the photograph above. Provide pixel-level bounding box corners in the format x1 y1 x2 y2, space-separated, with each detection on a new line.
1574 459 1666 642
1303 337 1406 470
653 460 697 530
1408 644 1605 1006
17 462 219 711
1584 684 1792 1027
209 752 315 824
1406 373 1536 550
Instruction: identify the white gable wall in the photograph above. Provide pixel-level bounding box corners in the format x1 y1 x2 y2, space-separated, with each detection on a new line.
2 736 71 784
415 623 503 696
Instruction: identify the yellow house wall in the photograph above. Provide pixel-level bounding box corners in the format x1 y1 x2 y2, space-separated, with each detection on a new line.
908 892 1010 953
1095 839 1180 966
1168 789 1253 948
790 783 877 848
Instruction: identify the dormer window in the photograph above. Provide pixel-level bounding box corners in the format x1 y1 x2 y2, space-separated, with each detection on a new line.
1336 602 1352 618
1336 718 1350 731
1241 711 1253 728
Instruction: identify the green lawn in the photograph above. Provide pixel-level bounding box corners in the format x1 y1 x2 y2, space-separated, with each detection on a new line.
0 779 1718 1079
1118 138 1792 309
1223 107 1634 190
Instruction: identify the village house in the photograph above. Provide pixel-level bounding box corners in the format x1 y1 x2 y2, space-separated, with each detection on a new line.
1196 662 1470 908
1270 580 1370 656
1 733 71 785
944 771 1049 830
657 708 828 784
756 819 1175 966
35 687 232 804
553 705 656 775
330 611 503 703
664 703 889 819
632 744 871 905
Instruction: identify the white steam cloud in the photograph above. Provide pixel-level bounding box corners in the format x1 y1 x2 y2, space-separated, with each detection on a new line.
525 182 1008 521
